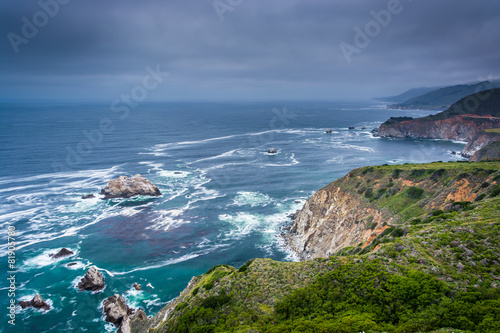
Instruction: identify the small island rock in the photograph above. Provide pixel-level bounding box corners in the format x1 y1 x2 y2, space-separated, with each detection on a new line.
19 293 50 311
81 194 95 199
78 266 105 291
133 283 141 291
100 174 161 199
348 126 355 130
325 128 333 134
50 248 74 259
267 148 277 154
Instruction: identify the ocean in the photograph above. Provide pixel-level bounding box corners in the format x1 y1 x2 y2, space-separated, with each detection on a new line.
0 100 466 332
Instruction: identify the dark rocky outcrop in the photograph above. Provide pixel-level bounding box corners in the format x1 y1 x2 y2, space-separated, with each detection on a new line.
325 128 333 134
267 148 277 154
100 174 161 199
77 266 105 291
50 248 74 259
81 194 95 199
348 126 355 130
133 283 141 291
19 293 50 311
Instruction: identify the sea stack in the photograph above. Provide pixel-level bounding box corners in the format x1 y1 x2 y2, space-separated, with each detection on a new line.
78 266 105 291
100 174 161 199
19 293 50 311
325 128 333 134
267 148 277 154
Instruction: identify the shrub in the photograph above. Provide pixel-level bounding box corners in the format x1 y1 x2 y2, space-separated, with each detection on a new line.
406 187 424 199
490 184 500 197
475 193 486 202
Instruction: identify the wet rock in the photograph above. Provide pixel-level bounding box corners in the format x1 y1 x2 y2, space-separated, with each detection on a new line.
78 266 105 291
67 263 77 267
100 174 161 199
81 194 95 199
103 294 131 326
267 148 277 154
348 126 355 130
50 248 74 259
325 128 333 134
19 293 50 311
133 283 141 291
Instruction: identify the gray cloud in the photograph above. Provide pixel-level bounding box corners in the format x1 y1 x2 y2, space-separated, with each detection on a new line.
1 0 499 101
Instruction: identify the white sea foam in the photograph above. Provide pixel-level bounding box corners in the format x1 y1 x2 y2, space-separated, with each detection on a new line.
20 248 78 271
109 253 201 276
232 191 272 207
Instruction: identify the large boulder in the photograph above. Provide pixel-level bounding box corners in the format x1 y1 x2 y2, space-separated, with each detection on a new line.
50 248 74 259
100 174 161 199
103 294 131 326
267 148 277 154
19 293 50 311
77 266 105 291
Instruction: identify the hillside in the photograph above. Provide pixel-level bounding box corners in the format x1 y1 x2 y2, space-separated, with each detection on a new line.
131 161 500 333
376 86 439 103
379 88 500 160
388 81 500 110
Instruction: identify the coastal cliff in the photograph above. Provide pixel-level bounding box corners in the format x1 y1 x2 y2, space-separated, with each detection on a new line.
287 162 498 259
379 88 500 159
132 161 500 333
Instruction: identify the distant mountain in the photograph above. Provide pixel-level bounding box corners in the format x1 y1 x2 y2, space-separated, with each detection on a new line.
375 87 439 103
388 81 500 110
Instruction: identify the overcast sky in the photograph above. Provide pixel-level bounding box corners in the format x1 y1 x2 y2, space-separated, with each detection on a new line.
1 0 499 101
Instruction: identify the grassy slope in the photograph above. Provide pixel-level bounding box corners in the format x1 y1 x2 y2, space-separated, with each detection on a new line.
135 161 500 333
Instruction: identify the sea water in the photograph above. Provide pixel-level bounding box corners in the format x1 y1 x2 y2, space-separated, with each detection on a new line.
0 100 466 332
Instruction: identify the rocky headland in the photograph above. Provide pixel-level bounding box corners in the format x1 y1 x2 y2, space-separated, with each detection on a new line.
378 88 500 160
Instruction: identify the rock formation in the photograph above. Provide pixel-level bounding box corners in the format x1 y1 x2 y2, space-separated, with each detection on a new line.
104 294 131 326
463 131 500 159
287 185 390 259
348 126 355 130
50 248 74 259
133 283 141 291
267 148 277 154
378 89 500 159
325 128 333 134
77 266 105 291
19 293 50 311
81 194 95 199
100 174 161 199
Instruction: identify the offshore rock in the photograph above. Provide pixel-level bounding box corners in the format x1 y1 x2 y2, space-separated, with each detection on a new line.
103 294 131 326
78 266 105 291
325 128 333 134
19 293 50 311
81 194 95 199
50 248 74 259
267 148 277 154
100 174 161 199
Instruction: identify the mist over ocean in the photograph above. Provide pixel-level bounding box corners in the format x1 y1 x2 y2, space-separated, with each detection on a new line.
0 101 466 332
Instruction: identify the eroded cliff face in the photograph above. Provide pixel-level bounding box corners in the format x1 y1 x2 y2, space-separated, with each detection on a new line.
465 131 500 159
287 185 391 260
287 162 500 260
378 115 500 142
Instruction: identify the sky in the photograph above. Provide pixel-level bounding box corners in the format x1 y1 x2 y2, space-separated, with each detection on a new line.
1 0 500 101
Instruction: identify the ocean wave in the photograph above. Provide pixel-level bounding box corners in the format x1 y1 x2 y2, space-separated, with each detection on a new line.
232 191 272 207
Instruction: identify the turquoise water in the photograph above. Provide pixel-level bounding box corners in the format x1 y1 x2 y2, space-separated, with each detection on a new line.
0 101 466 332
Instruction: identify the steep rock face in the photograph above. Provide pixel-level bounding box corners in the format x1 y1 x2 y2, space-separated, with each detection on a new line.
100 174 161 199
466 131 500 160
288 186 391 260
287 162 500 260
378 115 500 143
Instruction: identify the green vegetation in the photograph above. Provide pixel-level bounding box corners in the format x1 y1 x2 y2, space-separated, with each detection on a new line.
388 82 500 110
136 161 500 333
